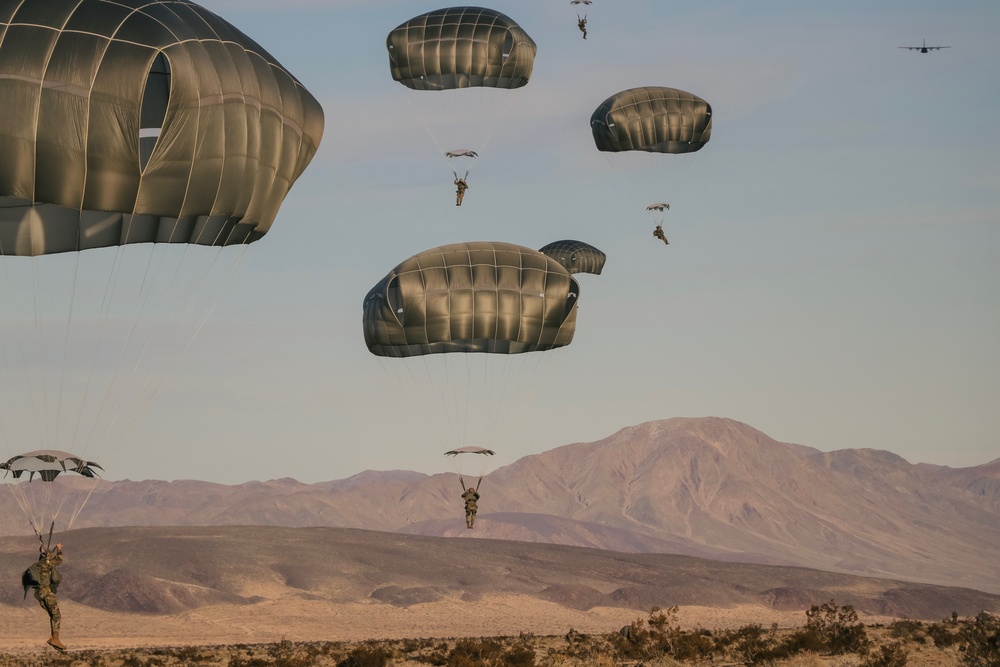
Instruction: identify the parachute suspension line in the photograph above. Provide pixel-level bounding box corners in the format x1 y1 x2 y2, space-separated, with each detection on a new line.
68 243 129 457
3 480 43 538
52 249 83 451
488 349 552 452
468 85 515 158
27 258 49 449
116 243 252 449
76 243 149 458
0 258 29 455
66 476 101 531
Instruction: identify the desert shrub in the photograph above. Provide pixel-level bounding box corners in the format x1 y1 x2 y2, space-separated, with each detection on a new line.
445 637 506 666
722 623 774 665
122 654 168 667
926 619 961 647
228 653 271 667
501 644 537 667
337 644 392 667
609 616 653 660
889 619 923 641
860 641 907 667
804 599 871 655
607 607 718 663
959 612 1000 667
775 627 826 657
671 629 715 662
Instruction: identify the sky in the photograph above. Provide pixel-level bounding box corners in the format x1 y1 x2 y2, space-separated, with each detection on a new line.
4 0 999 485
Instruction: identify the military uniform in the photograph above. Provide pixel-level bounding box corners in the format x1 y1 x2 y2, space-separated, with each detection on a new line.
653 226 669 245
34 547 65 651
454 179 468 206
461 487 480 528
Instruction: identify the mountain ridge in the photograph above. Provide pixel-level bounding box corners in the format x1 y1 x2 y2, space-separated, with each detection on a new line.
2 417 995 594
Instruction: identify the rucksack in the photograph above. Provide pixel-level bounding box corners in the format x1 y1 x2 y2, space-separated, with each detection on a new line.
21 562 60 599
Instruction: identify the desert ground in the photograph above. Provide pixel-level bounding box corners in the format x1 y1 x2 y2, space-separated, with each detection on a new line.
0 601 982 666
0 597 818 651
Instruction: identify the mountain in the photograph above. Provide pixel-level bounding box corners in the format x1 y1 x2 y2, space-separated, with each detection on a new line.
1 526 997 622
2 417 996 595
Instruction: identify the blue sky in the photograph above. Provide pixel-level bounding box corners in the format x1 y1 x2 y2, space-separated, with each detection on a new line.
6 1 999 485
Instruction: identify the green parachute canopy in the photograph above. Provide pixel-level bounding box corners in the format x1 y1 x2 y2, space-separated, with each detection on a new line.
590 86 712 154
363 242 585 358
538 240 607 275
0 0 324 256
387 7 536 91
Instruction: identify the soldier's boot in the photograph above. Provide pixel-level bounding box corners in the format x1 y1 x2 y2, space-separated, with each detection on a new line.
47 634 67 651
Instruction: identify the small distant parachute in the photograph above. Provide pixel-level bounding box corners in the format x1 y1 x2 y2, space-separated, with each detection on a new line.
538 240 607 275
445 149 478 180
444 446 495 457
387 7 537 91
445 446 495 486
646 203 670 226
591 86 712 154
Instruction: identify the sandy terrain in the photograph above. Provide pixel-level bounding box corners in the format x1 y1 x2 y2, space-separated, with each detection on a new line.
0 596 867 654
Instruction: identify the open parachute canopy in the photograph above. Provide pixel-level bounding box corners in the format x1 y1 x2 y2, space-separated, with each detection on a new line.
1 451 103 482
590 86 712 154
444 446 495 457
0 0 321 537
538 240 607 276
386 7 536 91
363 241 592 358
0 0 324 256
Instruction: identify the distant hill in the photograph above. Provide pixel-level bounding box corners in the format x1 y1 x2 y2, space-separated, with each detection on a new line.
0 525 997 622
2 417 996 595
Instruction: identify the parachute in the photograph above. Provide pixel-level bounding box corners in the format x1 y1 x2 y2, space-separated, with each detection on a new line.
445 446 495 487
364 241 602 464
591 87 712 240
646 203 671 226
387 7 536 91
590 87 712 154
1 450 103 543
386 7 536 184
364 242 582 358
0 0 323 538
538 240 607 276
571 0 593 40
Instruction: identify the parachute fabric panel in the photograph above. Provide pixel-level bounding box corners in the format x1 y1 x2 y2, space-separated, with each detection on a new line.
363 242 580 358
590 87 712 154
387 7 536 91
0 0 325 257
538 240 606 276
